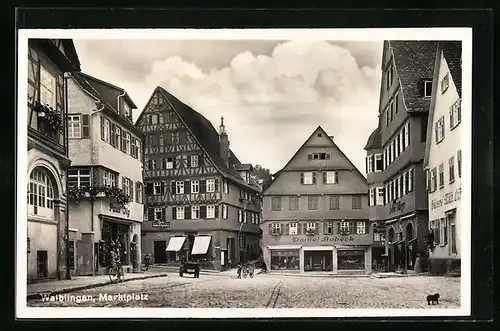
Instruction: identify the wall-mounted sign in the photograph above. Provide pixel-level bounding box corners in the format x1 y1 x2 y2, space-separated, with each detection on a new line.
152 221 170 228
292 236 355 243
389 201 406 214
431 186 462 210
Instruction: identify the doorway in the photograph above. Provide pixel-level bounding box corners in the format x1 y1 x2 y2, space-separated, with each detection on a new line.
154 241 167 263
304 250 333 271
37 250 48 279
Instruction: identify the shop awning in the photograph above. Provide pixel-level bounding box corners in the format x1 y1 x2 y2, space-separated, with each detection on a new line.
267 245 302 250
166 237 186 252
191 236 212 255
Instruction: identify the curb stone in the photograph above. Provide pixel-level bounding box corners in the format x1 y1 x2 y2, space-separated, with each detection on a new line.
27 273 169 301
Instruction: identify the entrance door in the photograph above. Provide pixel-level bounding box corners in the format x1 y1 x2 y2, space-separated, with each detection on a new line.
304 251 333 271
36 250 48 279
154 241 167 263
77 241 93 275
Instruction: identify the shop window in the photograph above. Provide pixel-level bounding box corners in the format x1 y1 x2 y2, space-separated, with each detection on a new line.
270 250 300 270
304 250 333 272
337 250 365 270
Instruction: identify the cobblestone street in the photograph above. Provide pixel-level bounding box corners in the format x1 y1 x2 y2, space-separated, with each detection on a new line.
28 273 461 309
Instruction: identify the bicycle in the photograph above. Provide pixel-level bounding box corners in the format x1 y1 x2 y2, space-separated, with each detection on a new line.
108 263 125 283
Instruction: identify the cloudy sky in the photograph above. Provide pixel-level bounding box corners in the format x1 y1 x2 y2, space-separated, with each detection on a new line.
74 39 383 174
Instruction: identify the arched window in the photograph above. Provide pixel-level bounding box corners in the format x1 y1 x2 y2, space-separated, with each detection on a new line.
388 227 395 244
406 223 414 241
28 167 55 218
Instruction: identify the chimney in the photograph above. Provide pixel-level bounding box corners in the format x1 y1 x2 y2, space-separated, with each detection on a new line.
219 116 230 167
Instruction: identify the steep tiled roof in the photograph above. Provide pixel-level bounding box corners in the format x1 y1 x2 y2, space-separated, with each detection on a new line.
77 72 137 109
157 87 260 193
440 41 462 97
390 41 438 113
364 127 381 150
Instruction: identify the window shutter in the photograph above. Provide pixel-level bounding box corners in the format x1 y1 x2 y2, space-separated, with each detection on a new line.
337 221 341 234
300 172 304 184
173 158 177 169
198 155 203 166
121 131 127 152
200 206 207 219
170 181 176 195
419 80 425 97
326 153 331 159
308 154 312 160
148 208 154 222
215 179 219 192
434 123 439 142
145 183 153 195
161 208 166 221
335 171 339 184
297 223 303 235
200 180 206 193
185 181 191 194
312 172 316 184
100 115 105 141
324 222 328 233
129 180 134 200
323 171 327 184
81 115 90 138
216 205 220 219
457 101 461 122
160 182 165 195
268 223 272 234
316 221 320 234
284 223 289 236
185 206 191 219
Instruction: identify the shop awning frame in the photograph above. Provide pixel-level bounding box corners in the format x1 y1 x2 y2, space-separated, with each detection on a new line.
191 236 212 255
166 236 186 252
302 246 335 251
267 245 302 250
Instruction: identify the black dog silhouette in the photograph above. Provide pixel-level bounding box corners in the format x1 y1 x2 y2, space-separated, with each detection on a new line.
426 293 440 305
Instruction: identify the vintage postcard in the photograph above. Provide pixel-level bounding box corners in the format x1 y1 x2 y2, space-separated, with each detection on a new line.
16 28 471 318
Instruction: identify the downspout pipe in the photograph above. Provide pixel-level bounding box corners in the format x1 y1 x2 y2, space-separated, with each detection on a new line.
117 91 126 114
63 72 71 280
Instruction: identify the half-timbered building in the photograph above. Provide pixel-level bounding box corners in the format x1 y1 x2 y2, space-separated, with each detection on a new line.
66 72 145 276
27 39 80 282
137 87 262 270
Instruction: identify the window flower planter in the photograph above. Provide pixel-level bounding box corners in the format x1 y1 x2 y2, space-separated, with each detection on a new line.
31 101 63 133
338 229 351 236
305 229 316 236
68 185 130 210
271 231 281 236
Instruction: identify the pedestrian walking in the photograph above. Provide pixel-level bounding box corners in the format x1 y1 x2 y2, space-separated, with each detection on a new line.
237 263 242 279
144 254 151 271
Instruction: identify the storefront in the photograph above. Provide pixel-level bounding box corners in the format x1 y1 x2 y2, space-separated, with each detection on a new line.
265 243 373 274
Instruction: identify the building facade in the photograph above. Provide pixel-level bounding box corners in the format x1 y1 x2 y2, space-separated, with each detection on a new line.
423 42 462 275
363 128 387 271
137 87 262 271
66 72 144 275
364 41 437 272
27 39 80 282
262 126 371 274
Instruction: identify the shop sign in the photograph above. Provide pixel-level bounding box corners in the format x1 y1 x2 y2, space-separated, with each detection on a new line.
389 201 406 214
431 186 461 210
152 220 170 228
292 236 355 243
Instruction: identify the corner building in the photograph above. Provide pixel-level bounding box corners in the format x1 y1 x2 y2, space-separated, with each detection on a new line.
364 41 437 272
66 73 145 276
262 126 371 274
423 42 462 275
137 87 262 271
27 39 80 282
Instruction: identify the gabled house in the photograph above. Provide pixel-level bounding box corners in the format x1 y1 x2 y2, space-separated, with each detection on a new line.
27 39 80 282
136 87 262 270
66 72 145 276
364 40 437 273
423 41 462 275
262 126 370 274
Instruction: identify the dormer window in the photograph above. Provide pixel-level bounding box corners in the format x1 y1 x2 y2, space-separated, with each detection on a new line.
423 80 433 98
123 103 130 117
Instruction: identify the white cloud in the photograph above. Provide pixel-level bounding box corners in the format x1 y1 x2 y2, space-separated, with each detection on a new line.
75 39 382 174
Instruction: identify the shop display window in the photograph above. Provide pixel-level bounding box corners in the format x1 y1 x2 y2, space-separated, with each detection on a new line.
270 250 300 270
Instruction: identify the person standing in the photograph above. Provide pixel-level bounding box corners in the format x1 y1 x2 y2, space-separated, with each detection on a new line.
144 254 151 271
